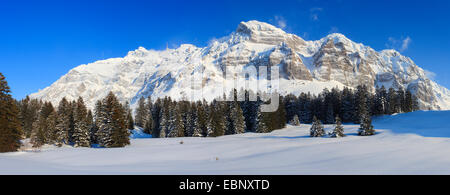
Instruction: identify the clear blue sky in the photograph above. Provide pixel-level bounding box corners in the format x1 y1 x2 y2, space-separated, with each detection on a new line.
1 0 450 99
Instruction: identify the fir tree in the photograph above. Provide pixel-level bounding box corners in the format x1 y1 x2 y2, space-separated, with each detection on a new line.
73 97 90 147
310 116 325 137
255 106 269 133
124 101 134 130
55 98 71 146
358 112 376 136
206 101 226 137
0 73 23 152
31 102 55 147
196 101 208 137
86 110 97 145
143 110 154 135
330 116 345 138
135 97 147 127
97 92 130 148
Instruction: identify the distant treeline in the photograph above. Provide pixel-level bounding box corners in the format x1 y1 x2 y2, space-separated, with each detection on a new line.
1 69 418 152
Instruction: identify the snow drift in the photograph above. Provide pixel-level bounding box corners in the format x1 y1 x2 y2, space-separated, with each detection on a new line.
2 111 450 175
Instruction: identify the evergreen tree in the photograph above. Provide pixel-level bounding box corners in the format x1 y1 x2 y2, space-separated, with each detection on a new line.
0 73 23 152
232 101 246 134
196 101 208 137
387 87 397 114
206 101 226 137
340 88 354 123
86 110 97 145
358 111 376 136
73 97 90 147
330 116 345 138
55 98 71 146
255 106 269 133
109 94 130 147
31 102 54 147
143 110 154 135
325 103 335 124
187 103 201 137
124 101 134 130
158 98 171 138
310 116 325 137
97 92 130 147
353 85 369 124
135 97 147 127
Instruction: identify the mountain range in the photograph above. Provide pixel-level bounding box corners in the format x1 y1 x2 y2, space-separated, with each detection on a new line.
31 20 450 110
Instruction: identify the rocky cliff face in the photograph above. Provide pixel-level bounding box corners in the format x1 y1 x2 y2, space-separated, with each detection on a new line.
30 20 450 110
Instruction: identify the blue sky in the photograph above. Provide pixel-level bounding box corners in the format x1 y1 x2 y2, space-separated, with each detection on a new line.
1 0 450 99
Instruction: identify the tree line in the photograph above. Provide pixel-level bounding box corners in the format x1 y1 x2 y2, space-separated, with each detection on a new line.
0 70 418 152
15 92 132 149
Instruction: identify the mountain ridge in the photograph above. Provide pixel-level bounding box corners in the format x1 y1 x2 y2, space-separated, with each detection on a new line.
31 20 450 110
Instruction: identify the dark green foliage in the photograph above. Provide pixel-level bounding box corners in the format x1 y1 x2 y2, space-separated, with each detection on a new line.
330 116 345 138
310 116 325 137
0 73 23 152
73 97 90 147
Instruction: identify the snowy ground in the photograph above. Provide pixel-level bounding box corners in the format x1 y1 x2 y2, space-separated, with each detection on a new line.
2 111 450 175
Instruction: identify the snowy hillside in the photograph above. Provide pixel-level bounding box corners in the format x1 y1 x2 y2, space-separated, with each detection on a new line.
2 111 450 175
30 20 450 110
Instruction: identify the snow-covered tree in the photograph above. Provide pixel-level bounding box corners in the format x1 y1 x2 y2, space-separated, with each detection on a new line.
255 106 269 133
310 116 325 137
55 98 70 147
358 112 375 136
330 116 345 138
134 97 147 128
73 97 90 147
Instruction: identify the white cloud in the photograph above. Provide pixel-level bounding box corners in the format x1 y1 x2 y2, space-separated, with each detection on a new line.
328 27 339 34
310 7 323 21
401 36 412 52
386 36 412 52
424 69 437 80
273 15 287 29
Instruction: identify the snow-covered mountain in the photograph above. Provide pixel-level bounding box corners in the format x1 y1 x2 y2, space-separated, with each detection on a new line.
30 20 450 110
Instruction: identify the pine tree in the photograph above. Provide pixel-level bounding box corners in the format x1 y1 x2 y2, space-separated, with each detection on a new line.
143 111 154 135
353 85 369 124
86 110 97 145
232 101 246 134
340 88 354 123
135 97 147 128
73 97 90 147
330 116 345 138
55 98 71 146
158 98 171 138
358 112 375 136
186 103 201 137
206 101 226 137
255 106 269 133
109 94 130 147
0 73 23 152
387 87 397 114
290 115 301 126
310 116 325 137
124 101 134 130
325 103 335 124
97 92 130 148
196 101 208 137
45 109 57 145
31 102 54 147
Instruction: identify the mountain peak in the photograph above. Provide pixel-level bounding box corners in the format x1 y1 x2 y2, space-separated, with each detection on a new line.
236 20 285 35
30 20 450 111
